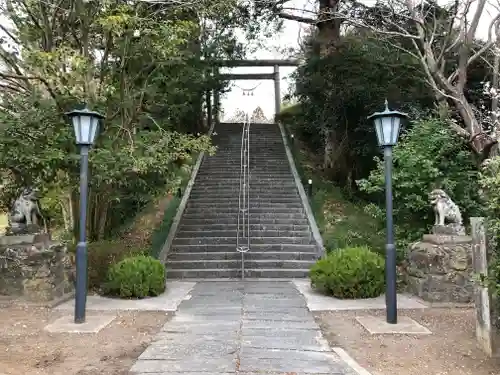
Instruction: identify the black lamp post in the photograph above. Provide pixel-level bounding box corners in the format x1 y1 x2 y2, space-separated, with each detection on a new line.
65 106 104 324
368 99 408 325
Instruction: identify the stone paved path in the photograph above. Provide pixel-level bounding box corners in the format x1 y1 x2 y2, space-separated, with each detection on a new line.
130 281 357 374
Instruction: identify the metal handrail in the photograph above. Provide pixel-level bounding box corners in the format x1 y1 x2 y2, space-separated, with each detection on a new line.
236 113 251 279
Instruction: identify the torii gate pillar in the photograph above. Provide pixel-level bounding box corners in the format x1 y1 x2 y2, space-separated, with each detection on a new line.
274 65 280 120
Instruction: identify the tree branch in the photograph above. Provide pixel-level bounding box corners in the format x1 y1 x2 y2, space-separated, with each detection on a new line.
278 12 315 24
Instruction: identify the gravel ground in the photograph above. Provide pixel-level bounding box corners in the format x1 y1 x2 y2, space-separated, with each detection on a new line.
0 299 169 375
316 308 500 375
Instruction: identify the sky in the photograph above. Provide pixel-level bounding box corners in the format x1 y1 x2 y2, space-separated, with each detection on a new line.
0 0 498 121
220 0 314 121
220 0 500 121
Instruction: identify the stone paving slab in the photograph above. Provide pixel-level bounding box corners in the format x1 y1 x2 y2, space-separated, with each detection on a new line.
44 314 116 333
238 348 354 374
129 281 368 375
242 327 323 338
139 339 239 359
131 356 238 373
244 310 315 321
293 279 427 311
356 315 432 335
55 281 195 312
242 319 318 330
241 335 329 351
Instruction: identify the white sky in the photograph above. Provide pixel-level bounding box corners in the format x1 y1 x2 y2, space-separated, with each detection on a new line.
0 0 498 121
220 0 314 120
221 0 500 120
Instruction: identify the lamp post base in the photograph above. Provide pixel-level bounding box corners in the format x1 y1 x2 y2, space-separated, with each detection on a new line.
74 241 88 324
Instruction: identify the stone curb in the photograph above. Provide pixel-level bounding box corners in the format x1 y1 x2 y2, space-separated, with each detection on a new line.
158 123 216 263
277 122 325 257
332 347 373 375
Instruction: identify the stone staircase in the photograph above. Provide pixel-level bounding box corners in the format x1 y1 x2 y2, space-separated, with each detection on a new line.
166 122 319 278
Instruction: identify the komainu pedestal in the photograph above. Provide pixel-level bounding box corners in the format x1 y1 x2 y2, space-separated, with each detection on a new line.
406 225 473 303
0 233 75 302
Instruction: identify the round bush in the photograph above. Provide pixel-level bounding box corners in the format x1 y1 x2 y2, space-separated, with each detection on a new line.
103 255 166 298
310 246 385 299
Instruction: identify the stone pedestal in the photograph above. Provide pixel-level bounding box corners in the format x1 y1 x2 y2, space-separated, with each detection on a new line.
405 225 473 303
0 234 75 302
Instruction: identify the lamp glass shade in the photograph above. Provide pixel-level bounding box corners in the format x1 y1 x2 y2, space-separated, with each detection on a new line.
66 107 104 146
71 114 99 145
374 115 402 147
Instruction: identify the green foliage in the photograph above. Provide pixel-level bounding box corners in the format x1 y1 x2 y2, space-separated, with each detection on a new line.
310 186 384 252
293 32 433 187
282 125 384 253
479 157 500 302
358 115 482 249
68 240 145 290
0 1 262 239
103 255 166 298
310 246 385 299
150 196 181 258
149 155 194 257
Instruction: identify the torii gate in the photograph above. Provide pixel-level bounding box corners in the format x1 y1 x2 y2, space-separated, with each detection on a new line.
206 59 301 127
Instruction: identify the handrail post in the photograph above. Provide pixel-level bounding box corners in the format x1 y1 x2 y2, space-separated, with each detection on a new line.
237 114 251 280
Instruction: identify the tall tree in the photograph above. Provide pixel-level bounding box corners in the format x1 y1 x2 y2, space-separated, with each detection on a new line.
0 0 258 239
331 0 500 160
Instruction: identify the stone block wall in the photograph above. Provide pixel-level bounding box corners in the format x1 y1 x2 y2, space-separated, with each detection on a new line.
0 236 75 302
405 231 473 303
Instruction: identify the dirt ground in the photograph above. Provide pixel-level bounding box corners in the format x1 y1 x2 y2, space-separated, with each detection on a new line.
316 308 500 375
0 299 169 375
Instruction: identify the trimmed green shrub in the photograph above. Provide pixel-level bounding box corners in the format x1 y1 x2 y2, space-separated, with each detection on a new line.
68 240 145 291
103 255 166 298
310 246 385 299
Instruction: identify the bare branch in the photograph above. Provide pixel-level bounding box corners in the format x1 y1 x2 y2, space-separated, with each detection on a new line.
278 12 315 24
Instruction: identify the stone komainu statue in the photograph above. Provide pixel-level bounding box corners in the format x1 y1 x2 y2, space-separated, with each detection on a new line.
429 188 463 226
7 187 46 234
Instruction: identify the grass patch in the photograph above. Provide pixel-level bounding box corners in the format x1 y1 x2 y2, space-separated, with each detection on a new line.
149 159 195 258
150 195 181 258
284 125 384 254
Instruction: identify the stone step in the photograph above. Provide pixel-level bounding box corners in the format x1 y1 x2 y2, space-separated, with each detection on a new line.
179 218 309 226
166 268 310 279
177 223 310 231
167 259 315 270
196 174 294 178
172 236 312 246
199 166 291 169
185 202 304 210
186 197 301 204
189 194 300 200
202 160 289 164
167 251 318 261
171 243 316 253
194 180 296 185
189 188 299 194
204 160 289 163
180 212 306 220
189 187 298 192
176 229 310 238
186 197 301 203
183 207 304 214
190 180 297 186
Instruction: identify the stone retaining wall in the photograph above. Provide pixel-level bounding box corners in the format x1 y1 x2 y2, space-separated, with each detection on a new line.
405 228 473 303
0 235 74 302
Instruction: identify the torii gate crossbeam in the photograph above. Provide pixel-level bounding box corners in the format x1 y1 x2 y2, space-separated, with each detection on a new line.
207 59 301 127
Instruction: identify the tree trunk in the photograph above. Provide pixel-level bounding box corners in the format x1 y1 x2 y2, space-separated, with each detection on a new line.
323 128 336 169
315 0 342 56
